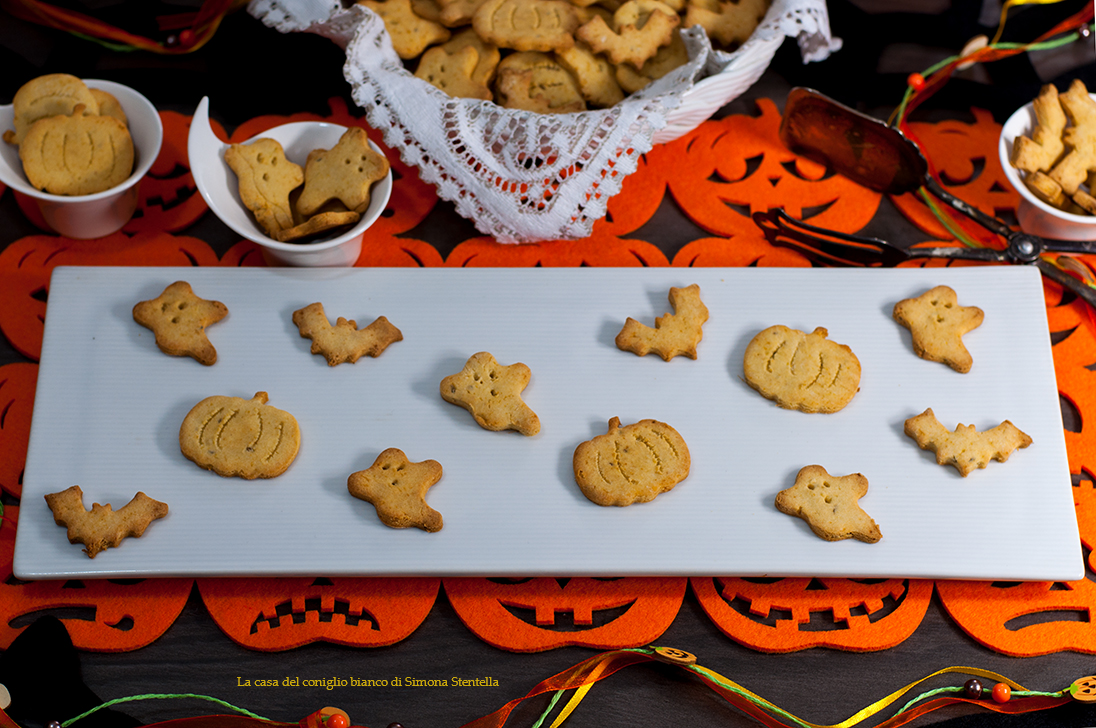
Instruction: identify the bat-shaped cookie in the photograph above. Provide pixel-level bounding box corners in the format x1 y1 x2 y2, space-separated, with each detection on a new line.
616 283 709 361
292 302 403 366
904 408 1032 477
44 485 168 558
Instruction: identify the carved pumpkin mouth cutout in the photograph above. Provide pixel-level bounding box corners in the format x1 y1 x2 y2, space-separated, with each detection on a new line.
131 164 199 220
691 575 933 652
719 577 915 632
249 578 381 635
489 578 637 630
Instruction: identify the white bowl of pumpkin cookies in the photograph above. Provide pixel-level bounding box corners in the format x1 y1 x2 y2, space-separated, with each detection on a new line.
188 96 393 267
0 73 163 239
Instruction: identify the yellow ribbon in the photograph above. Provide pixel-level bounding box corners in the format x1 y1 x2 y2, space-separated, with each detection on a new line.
993 0 1068 44
544 654 1031 728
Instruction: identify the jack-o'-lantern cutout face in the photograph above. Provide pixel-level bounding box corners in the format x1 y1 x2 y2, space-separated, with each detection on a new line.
691 576 932 652
0 507 192 651
936 577 1096 657
444 577 686 652
125 110 217 233
197 577 439 651
659 98 882 238
891 110 1019 243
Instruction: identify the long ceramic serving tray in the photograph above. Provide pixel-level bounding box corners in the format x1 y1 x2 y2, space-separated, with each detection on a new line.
14 266 1081 580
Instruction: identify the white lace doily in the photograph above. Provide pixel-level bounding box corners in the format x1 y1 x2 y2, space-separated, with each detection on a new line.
249 0 840 243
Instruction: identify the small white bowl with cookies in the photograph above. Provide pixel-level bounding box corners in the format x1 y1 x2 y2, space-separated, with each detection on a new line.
999 79 1096 241
188 97 393 267
0 74 163 239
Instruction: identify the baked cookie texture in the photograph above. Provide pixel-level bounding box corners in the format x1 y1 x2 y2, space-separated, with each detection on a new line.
44 485 169 558
296 127 390 216
742 325 861 413
20 104 134 195
775 465 881 543
348 448 444 532
573 417 689 506
892 285 983 373
292 302 403 366
904 408 1032 477
179 392 301 479
440 351 540 435
7 73 100 145
615 283 708 361
224 137 304 237
132 281 228 366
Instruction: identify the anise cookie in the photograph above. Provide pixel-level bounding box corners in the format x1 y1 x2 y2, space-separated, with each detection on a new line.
682 0 769 47
292 302 403 365
494 52 587 114
904 408 1032 477
893 286 983 374
179 392 301 479
575 0 679 70
743 325 861 413
5 73 100 146
132 281 228 366
573 417 689 506
415 44 495 101
347 448 444 532
473 0 580 52
44 485 168 558
775 465 881 543
224 137 304 237
360 0 452 59
19 104 134 195
295 127 390 217
440 351 540 435
615 283 708 360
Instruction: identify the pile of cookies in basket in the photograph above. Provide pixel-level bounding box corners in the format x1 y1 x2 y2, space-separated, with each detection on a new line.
360 0 770 111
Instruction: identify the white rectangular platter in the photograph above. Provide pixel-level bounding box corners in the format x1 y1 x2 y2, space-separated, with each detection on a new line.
14 265 1082 580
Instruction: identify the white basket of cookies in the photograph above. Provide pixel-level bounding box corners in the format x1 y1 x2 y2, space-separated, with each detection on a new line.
250 0 838 242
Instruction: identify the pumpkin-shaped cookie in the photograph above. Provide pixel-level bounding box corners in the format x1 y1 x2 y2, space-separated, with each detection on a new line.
742 325 861 413
573 417 689 506
19 104 134 195
179 392 301 479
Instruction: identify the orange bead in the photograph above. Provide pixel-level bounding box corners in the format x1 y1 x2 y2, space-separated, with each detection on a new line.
907 73 926 91
991 683 1012 703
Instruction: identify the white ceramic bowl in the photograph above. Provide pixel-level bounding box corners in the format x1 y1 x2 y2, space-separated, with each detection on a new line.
0 79 163 239
999 93 1096 241
188 97 393 267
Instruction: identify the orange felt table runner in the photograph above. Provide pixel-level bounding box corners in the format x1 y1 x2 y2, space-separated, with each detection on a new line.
1 97 1094 657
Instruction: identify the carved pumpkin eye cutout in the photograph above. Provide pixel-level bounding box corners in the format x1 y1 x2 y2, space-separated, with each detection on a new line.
198 577 439 651
936 578 1096 657
445 576 686 652
0 506 192 651
691 576 932 653
661 97 881 238
125 111 217 234
890 110 1019 243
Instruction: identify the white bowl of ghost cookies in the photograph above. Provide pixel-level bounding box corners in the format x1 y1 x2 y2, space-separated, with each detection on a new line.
0 74 163 239
188 97 393 267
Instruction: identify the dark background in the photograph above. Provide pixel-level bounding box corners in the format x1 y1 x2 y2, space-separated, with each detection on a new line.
1 1 1096 727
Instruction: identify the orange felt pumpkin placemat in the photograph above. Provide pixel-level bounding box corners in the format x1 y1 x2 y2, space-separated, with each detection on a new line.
1 99 1094 656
